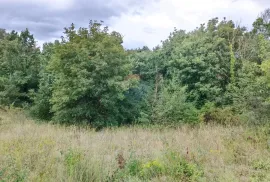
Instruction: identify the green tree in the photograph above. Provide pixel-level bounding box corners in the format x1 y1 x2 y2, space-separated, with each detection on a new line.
47 21 135 126
0 29 40 106
0 29 7 40
230 44 236 84
30 42 57 120
253 8 270 38
227 61 270 124
168 29 231 107
152 79 199 124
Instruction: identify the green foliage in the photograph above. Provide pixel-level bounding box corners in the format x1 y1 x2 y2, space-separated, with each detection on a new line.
152 80 199 125
112 152 203 181
2 9 270 182
64 149 82 176
0 166 27 182
229 44 236 84
0 29 40 107
164 152 204 181
0 28 7 40
140 160 164 178
257 34 270 62
226 61 270 124
123 81 153 125
30 43 55 120
251 159 270 182
167 23 232 107
252 9 270 38
43 21 136 126
252 159 270 171
125 159 143 176
1 9 270 127
200 105 241 126
261 60 270 87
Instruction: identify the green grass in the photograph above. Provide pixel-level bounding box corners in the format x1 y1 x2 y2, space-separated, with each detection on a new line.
0 109 269 181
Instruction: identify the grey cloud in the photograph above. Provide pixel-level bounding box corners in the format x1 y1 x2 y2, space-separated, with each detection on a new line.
132 10 142 16
0 0 144 44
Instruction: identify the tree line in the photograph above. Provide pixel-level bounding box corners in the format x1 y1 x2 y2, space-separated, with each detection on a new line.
1 9 270 128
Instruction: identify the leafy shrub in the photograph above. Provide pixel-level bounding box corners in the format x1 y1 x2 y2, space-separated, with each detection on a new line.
140 160 164 179
252 159 270 171
200 103 242 126
153 81 199 125
126 159 143 176
0 166 27 182
29 82 53 121
226 61 270 125
164 151 204 181
112 152 203 181
251 159 270 182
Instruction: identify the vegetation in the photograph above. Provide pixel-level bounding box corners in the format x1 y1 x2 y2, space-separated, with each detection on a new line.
1 9 270 127
0 109 270 181
0 7 270 182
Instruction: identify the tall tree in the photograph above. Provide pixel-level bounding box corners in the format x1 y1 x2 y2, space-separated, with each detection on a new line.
253 8 270 38
0 29 40 106
47 21 135 126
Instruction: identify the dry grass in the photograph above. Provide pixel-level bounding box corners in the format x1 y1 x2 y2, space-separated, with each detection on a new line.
0 109 269 182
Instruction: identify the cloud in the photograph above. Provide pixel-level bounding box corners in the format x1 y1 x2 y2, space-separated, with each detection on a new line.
112 0 269 48
0 0 146 45
250 0 270 6
0 0 269 48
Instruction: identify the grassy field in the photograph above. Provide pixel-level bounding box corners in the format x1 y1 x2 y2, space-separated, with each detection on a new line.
0 109 270 182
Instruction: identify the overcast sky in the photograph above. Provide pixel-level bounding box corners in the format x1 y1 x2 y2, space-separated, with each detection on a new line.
0 0 269 49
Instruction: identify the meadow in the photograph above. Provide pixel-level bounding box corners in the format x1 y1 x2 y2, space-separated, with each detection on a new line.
0 109 269 182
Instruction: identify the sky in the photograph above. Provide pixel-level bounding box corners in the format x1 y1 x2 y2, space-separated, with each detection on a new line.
0 0 269 49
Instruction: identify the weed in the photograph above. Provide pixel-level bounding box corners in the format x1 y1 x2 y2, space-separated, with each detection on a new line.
64 149 82 177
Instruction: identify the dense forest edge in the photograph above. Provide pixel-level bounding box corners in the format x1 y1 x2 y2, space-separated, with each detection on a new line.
0 9 270 128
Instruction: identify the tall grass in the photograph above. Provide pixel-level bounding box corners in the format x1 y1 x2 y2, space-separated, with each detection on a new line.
0 109 269 181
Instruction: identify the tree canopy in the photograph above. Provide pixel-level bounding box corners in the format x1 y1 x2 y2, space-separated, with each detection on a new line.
1 9 270 127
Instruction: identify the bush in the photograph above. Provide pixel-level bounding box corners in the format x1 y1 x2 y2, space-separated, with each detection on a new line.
111 151 203 181
140 160 164 179
200 103 242 126
251 159 270 182
163 151 204 181
152 81 199 125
